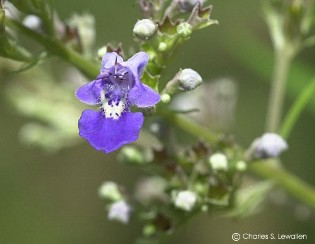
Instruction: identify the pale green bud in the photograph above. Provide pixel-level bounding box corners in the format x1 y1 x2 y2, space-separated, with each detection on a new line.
97 46 107 59
98 181 123 202
161 93 171 103
209 153 228 171
133 19 157 40
176 22 192 38
143 224 156 237
158 42 168 52
118 146 146 165
235 160 247 172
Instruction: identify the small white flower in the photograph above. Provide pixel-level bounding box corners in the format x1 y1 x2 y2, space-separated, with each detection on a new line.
174 190 197 211
108 201 131 224
209 153 228 171
251 133 288 158
98 181 122 202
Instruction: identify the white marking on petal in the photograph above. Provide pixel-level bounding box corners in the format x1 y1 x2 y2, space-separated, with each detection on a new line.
102 99 125 120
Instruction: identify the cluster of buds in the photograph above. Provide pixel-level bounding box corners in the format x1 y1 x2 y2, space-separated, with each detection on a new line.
115 139 248 238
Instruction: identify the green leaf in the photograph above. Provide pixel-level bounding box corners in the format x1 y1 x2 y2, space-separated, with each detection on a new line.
142 70 160 91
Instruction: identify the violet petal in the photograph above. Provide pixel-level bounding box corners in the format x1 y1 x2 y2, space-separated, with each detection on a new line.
128 83 160 107
123 52 149 78
101 52 124 71
75 79 103 105
78 109 144 153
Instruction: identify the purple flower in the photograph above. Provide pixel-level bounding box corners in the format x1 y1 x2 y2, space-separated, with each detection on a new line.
76 52 160 153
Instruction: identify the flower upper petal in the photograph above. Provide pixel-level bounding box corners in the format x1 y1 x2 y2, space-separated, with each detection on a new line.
123 52 149 78
78 109 144 153
123 52 160 107
75 79 103 105
128 83 160 107
101 52 124 71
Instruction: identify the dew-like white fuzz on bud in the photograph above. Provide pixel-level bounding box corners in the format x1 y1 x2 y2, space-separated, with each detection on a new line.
209 153 228 171
133 19 157 40
250 133 288 158
108 201 131 224
176 22 192 38
174 190 197 211
98 181 122 202
178 68 202 91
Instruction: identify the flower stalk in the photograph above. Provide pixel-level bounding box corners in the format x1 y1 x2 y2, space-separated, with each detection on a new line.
266 47 294 132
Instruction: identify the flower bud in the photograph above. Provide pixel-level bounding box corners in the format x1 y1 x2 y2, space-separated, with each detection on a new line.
133 19 157 40
158 42 167 52
178 68 202 91
176 22 192 38
143 224 156 237
108 201 131 224
209 153 228 171
174 190 197 211
23 15 42 31
235 160 247 172
178 0 204 12
98 181 123 202
161 93 171 103
118 146 146 165
97 46 107 59
249 133 288 159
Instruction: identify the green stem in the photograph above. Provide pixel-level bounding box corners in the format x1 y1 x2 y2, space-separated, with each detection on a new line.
250 160 315 208
280 77 315 139
157 108 217 144
6 18 99 79
266 47 293 132
159 108 315 208
7 15 315 209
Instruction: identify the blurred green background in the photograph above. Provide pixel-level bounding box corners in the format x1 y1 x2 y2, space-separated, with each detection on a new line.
1 0 315 243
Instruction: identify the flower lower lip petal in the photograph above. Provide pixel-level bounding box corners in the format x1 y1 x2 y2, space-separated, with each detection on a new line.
78 109 144 153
